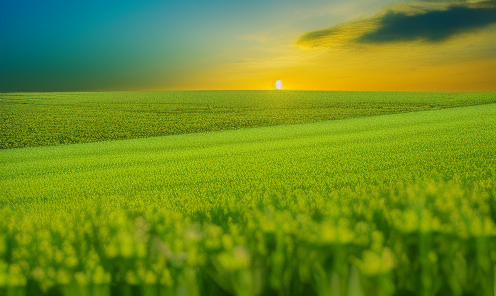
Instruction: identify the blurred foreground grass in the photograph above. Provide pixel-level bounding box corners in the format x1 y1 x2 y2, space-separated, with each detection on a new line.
0 104 495 296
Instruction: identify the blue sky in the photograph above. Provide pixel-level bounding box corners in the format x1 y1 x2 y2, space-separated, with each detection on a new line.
1 0 495 91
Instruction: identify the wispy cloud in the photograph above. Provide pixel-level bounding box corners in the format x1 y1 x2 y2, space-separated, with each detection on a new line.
296 18 378 49
358 5 496 43
296 1 496 49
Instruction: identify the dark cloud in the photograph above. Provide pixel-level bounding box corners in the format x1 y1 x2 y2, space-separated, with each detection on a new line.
297 3 496 48
357 5 496 43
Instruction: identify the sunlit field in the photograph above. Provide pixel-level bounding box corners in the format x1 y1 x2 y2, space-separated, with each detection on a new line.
0 92 495 296
1 91 495 149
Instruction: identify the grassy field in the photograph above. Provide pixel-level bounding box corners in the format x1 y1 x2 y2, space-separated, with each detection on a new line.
1 96 495 296
1 91 495 149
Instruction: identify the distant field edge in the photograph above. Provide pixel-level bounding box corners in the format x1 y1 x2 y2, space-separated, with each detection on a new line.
1 91 495 150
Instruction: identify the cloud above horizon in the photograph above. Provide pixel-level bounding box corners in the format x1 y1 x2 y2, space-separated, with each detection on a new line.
296 1 496 48
1 0 494 92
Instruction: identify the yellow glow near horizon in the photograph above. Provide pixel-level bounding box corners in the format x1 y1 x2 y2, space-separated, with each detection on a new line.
152 18 496 92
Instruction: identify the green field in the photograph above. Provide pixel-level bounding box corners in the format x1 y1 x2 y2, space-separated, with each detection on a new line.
1 91 495 149
0 92 495 296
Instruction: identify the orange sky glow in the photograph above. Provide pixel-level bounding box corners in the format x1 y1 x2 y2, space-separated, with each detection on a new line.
1 0 495 92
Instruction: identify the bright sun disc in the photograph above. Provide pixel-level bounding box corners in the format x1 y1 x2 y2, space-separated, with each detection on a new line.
275 80 282 90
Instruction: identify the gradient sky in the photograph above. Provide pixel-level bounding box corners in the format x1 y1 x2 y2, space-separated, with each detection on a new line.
1 0 495 92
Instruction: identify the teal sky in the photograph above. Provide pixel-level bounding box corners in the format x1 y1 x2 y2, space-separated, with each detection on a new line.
1 0 495 91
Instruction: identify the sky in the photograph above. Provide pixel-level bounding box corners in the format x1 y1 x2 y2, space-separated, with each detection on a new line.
0 0 495 92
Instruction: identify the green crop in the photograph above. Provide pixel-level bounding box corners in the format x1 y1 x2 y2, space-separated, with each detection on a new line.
1 91 495 149
0 103 495 296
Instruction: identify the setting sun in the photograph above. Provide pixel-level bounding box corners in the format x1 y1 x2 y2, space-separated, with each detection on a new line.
1 1 495 295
